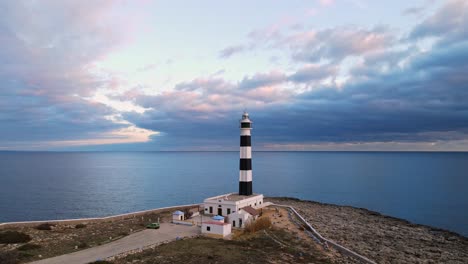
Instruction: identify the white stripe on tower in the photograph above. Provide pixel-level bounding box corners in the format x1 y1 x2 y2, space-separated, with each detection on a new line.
239 111 253 196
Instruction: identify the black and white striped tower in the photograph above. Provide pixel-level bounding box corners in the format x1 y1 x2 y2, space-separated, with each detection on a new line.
239 112 253 196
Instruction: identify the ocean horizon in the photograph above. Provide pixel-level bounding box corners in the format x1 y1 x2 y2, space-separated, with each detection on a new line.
1 151 467 237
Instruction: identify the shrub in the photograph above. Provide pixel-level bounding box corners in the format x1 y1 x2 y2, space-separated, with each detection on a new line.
0 231 32 244
36 223 54 230
77 242 88 249
244 217 272 233
17 243 41 251
0 251 20 264
75 224 86 229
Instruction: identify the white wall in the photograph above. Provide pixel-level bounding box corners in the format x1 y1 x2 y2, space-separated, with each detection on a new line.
203 202 237 216
236 195 264 209
202 223 231 237
203 194 263 217
228 210 252 228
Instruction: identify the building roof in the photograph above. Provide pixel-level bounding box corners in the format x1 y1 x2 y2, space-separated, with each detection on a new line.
172 210 184 215
204 193 262 202
212 215 224 220
242 206 259 216
204 221 229 226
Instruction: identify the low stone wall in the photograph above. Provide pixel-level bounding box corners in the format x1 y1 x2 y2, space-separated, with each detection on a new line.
273 204 376 264
172 220 195 226
0 203 202 230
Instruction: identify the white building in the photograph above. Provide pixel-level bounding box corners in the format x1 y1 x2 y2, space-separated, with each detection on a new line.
228 206 259 228
203 193 264 217
172 210 184 221
202 216 232 238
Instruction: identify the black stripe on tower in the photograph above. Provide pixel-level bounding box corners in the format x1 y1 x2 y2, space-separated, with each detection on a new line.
239 159 252 170
239 181 252 196
240 136 251 147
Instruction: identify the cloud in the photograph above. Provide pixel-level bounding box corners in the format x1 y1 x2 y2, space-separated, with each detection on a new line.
0 1 154 149
290 26 394 63
409 0 468 44
238 71 287 90
124 12 468 149
2 1 468 150
288 64 337 83
219 45 245 58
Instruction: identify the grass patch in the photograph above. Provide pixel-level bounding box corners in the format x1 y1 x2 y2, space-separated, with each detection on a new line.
75 223 87 229
17 243 42 251
36 223 54 230
77 241 88 249
244 216 272 233
0 231 32 244
0 251 20 264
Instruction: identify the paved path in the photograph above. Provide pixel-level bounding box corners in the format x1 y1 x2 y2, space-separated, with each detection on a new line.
29 223 199 264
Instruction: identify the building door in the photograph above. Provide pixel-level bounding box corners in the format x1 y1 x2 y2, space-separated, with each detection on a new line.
232 221 235 227
209 207 213 214
218 208 222 216
239 218 242 227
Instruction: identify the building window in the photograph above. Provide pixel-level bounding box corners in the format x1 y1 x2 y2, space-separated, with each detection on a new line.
207 226 211 231
227 208 231 214
259 201 262 204
209 207 213 214
239 218 243 227
218 205 222 207
255 203 257 206
205 208 208 211
232 221 235 227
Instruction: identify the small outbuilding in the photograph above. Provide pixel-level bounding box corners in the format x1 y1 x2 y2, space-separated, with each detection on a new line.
172 210 185 221
228 206 258 228
202 220 231 238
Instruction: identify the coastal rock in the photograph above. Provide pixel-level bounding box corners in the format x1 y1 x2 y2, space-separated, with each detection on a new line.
267 197 468 264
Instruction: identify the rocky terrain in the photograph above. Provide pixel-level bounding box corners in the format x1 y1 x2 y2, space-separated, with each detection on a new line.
267 197 468 263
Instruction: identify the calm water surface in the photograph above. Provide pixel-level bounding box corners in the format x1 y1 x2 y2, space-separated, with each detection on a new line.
0 151 467 236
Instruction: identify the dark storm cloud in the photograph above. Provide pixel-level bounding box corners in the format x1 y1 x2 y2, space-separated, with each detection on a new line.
125 0 468 149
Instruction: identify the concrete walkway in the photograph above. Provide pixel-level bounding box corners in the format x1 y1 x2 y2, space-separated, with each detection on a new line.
29 223 199 264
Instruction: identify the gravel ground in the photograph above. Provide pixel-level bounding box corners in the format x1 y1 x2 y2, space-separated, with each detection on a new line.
266 197 468 264
0 206 198 263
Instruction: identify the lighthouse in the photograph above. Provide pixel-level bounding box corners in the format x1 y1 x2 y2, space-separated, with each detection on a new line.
203 112 264 224
239 112 253 196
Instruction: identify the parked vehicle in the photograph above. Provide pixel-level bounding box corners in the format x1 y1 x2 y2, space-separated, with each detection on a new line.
146 222 160 229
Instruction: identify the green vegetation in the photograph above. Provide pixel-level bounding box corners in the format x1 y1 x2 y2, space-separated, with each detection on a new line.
17 243 41 251
75 223 87 229
36 223 54 230
0 251 20 264
77 241 88 249
244 216 272 233
0 231 32 244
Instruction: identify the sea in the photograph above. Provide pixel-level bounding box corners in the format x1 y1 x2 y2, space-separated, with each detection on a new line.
0 151 467 237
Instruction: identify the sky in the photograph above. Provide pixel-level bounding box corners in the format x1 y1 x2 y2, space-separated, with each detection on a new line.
1 0 467 151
